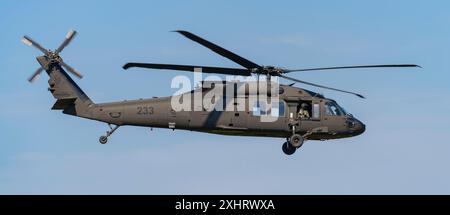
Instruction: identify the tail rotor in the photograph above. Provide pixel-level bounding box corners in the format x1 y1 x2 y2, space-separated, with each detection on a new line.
22 29 83 82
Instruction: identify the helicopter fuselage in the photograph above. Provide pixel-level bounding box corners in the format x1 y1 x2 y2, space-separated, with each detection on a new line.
23 29 391 155
88 83 365 141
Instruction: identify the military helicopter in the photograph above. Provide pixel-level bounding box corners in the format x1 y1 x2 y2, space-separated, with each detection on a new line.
22 30 419 155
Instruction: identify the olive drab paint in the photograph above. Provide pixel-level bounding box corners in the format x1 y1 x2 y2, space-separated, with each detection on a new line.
23 30 419 155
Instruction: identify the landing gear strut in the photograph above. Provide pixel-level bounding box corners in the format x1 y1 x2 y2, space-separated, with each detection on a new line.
99 124 120 144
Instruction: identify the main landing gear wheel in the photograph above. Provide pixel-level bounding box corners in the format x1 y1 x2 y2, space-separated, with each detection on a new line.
289 134 304 148
282 142 296 155
99 136 108 144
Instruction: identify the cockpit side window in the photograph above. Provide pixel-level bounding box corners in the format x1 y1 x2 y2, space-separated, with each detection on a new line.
325 102 343 116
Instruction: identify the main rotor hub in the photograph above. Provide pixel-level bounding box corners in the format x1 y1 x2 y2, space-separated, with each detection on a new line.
261 66 284 76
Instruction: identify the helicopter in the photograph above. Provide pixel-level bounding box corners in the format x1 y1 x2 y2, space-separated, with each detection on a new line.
22 30 419 155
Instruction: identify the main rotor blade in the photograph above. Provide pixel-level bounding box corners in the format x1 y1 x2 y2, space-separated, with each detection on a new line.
284 64 421 73
28 67 44 82
279 74 365 98
173 30 262 70
22 36 48 55
123 63 252 76
55 30 77 54
60 61 83 79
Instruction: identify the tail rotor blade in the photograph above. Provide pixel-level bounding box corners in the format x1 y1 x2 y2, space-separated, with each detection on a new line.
279 74 365 99
55 30 77 54
28 67 44 83
61 61 83 79
22 36 49 55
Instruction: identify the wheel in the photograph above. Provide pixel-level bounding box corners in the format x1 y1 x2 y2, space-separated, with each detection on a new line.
289 134 304 148
99 136 108 144
282 142 296 155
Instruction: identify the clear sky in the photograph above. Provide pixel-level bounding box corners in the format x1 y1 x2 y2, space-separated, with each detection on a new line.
1 0 449 194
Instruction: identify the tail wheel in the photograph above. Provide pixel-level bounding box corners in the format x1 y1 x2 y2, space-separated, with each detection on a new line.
282 142 296 155
289 134 304 148
99 136 108 144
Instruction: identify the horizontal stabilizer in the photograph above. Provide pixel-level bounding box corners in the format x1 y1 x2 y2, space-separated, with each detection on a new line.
51 98 77 110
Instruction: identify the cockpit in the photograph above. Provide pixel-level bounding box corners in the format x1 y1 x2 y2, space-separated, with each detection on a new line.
293 100 348 120
323 99 365 136
324 101 347 116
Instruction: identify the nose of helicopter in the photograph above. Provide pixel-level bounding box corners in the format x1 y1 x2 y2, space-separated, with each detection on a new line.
353 119 366 135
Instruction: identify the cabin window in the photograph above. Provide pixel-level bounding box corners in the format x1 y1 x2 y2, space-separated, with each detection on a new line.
271 101 285 117
325 102 343 116
252 101 285 117
312 103 320 119
252 101 265 116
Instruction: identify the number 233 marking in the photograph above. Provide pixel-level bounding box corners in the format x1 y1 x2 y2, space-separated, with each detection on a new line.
137 107 153 115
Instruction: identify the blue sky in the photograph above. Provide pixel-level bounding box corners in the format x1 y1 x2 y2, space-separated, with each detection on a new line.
1 0 449 194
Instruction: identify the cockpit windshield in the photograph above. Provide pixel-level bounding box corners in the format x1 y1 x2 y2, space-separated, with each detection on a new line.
338 104 348 115
325 101 346 116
